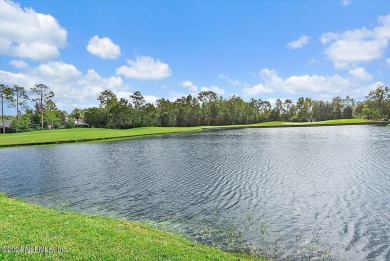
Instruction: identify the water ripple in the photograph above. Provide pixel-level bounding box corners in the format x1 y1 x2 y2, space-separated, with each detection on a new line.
1 125 390 260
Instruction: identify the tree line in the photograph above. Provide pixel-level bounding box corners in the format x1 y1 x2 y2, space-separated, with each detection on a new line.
1 83 63 133
1 83 389 133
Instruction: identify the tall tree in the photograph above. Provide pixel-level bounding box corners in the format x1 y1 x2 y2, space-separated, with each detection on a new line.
109 98 134 129
274 98 283 121
365 85 389 119
197 91 218 125
12 85 29 124
30 84 54 130
97 90 118 109
70 108 83 125
0 84 14 133
84 107 108 128
143 103 159 127
97 90 118 128
44 99 63 128
331 96 343 119
130 91 145 127
283 99 292 120
258 99 271 122
156 98 176 127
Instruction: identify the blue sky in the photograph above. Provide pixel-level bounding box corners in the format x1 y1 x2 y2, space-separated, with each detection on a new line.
1 0 389 113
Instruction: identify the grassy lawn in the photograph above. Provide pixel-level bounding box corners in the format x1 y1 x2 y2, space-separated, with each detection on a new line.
0 119 387 147
0 193 261 261
0 127 203 147
203 118 386 128
253 118 384 126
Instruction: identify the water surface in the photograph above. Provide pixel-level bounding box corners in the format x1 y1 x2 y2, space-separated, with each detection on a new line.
1 125 389 260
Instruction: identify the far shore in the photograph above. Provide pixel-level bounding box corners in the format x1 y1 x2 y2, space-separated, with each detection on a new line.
0 119 388 148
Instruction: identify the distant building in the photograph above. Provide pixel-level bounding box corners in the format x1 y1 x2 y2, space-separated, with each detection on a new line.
66 117 89 127
0 119 12 133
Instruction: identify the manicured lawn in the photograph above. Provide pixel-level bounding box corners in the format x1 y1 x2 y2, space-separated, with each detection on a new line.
254 118 384 126
0 119 386 147
204 118 386 128
0 193 262 261
0 127 203 147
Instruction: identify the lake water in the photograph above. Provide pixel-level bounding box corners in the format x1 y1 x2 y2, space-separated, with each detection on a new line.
1 125 390 260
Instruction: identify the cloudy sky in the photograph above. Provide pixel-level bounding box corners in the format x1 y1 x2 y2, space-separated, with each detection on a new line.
0 0 389 113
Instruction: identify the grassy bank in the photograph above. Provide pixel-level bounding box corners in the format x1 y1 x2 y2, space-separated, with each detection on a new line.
0 127 203 147
0 119 387 147
0 193 261 261
254 118 387 127
203 118 387 129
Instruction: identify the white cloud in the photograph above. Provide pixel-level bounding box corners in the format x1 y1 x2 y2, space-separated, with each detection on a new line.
115 91 133 101
86 35 121 59
320 14 390 69
287 35 310 49
0 62 130 112
240 67 379 100
167 91 187 101
201 86 225 96
242 83 274 96
0 0 67 60
144 95 159 104
10 60 29 68
218 74 243 86
179 81 225 96
180 80 198 93
117 56 171 80
78 69 124 90
259 68 350 95
348 67 372 81
320 32 337 45
341 0 351 6
386 58 390 66
181 80 194 88
0 71 39 89
38 61 82 81
267 98 278 106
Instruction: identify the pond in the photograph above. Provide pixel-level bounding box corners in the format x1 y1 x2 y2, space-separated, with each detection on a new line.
1 125 390 260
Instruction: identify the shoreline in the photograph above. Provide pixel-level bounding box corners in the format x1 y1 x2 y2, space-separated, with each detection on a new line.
0 193 261 261
0 120 388 148
203 120 389 131
0 129 203 148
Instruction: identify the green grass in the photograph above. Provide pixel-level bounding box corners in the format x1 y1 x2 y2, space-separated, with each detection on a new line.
204 118 386 128
0 193 262 261
0 119 387 147
253 118 383 126
0 127 203 147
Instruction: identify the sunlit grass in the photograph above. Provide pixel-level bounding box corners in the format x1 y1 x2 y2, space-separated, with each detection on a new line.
0 193 262 261
254 119 382 126
204 119 384 128
0 127 203 147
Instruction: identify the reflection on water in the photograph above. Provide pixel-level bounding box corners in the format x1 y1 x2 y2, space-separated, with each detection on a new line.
1 125 390 260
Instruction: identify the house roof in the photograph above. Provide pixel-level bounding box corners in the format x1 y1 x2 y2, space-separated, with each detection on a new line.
67 118 88 126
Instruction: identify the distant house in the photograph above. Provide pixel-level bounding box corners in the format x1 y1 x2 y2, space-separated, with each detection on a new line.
0 119 12 132
67 117 89 127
